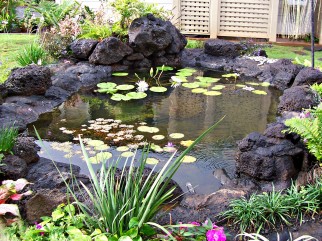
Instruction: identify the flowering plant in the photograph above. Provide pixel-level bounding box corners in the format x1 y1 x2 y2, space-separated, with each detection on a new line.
164 219 227 241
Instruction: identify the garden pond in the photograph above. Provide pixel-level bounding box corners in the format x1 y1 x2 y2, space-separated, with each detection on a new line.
28 67 282 194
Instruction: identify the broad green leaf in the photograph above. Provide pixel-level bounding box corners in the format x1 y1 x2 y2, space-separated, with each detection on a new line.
152 135 165 140
191 88 207 93
203 91 222 96
157 66 173 71
163 146 176 152
116 85 135 91
252 90 267 95
111 94 131 101
177 68 196 73
97 82 117 89
196 77 220 83
94 235 108 241
182 82 199 89
87 140 105 147
211 85 226 90
125 227 138 238
150 144 163 153
89 152 112 163
197 82 211 88
140 224 157 236
112 72 128 76
52 208 64 221
121 151 135 158
180 140 194 147
171 76 188 82
146 158 159 165
95 145 110 151
149 86 167 92
181 155 197 163
116 146 129 152
176 71 193 77
126 92 147 99
118 236 133 241
222 73 239 78
129 217 139 229
137 126 159 133
245 82 260 86
261 82 270 87
169 133 185 139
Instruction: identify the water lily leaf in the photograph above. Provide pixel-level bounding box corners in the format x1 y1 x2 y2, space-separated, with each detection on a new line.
137 126 159 133
150 144 163 152
97 88 118 94
146 158 159 165
235 84 246 88
182 82 199 89
149 86 167 92
245 82 260 86
196 77 220 83
157 66 173 71
89 152 112 163
222 73 239 78
126 92 147 99
171 76 188 83
116 146 129 152
95 144 110 151
112 72 128 76
87 140 105 147
177 68 197 73
176 71 193 77
163 146 177 152
212 85 226 90
261 82 270 87
169 133 185 139
197 82 211 88
121 151 135 158
252 90 268 95
182 155 197 163
191 88 207 93
97 82 117 89
116 84 135 91
203 91 222 96
180 140 194 147
111 94 131 101
152 135 165 140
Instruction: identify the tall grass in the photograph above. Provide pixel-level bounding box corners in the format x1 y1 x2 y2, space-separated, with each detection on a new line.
15 43 47 66
0 124 18 153
36 117 224 237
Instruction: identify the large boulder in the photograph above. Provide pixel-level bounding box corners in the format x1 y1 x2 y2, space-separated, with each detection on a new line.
204 39 243 58
236 129 304 182
278 85 319 113
128 14 186 57
89 37 133 65
0 155 28 180
70 39 99 60
12 137 40 164
292 67 322 87
4 65 51 96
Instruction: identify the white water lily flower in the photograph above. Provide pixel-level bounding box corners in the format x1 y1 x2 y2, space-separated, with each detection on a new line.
242 86 255 91
136 80 149 92
170 76 183 88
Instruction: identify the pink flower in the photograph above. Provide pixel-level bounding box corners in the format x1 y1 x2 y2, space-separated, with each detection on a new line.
206 228 226 241
189 221 200 226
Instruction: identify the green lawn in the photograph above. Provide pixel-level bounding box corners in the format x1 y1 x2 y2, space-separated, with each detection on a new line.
263 44 322 69
0 33 38 83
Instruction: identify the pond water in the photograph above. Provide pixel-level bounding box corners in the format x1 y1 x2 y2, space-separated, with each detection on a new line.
28 68 281 194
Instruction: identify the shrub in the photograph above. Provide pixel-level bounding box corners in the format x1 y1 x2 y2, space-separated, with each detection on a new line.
78 20 113 40
185 39 204 49
15 42 47 66
0 124 18 154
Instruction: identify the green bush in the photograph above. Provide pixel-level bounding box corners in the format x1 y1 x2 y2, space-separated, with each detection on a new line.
0 124 18 154
185 40 204 49
78 20 113 40
15 42 47 66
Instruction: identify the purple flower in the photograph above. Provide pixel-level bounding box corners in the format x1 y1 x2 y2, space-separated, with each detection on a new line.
189 221 200 226
299 111 311 119
206 228 226 241
35 222 45 236
165 142 175 147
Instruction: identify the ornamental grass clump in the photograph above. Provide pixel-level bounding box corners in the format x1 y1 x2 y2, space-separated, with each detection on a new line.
36 117 224 239
0 124 18 153
15 42 47 66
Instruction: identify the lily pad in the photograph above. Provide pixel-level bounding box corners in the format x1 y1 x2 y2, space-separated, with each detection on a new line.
111 94 131 101
116 146 129 152
182 82 199 89
177 68 197 73
126 92 147 99
245 82 260 86
112 72 128 76
121 151 135 158
137 126 159 133
169 133 185 139
180 140 194 147
149 86 167 92
146 157 159 165
96 88 118 94
87 140 105 147
191 88 207 93
152 135 165 140
116 84 135 91
157 66 173 71
261 82 270 87
97 82 117 89
151 144 163 153
197 82 211 88
235 84 246 88
171 76 188 83
88 152 112 163
95 144 110 151
222 73 239 78
252 90 268 95
212 85 226 90
182 155 197 163
176 71 193 77
163 146 177 152
196 77 220 83
203 91 222 96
